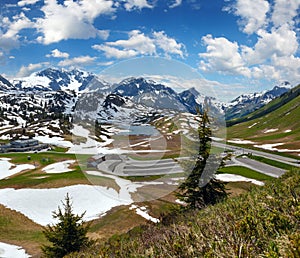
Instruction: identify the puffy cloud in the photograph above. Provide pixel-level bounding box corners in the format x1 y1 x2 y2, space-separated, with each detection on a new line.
246 53 300 83
199 35 250 77
169 0 182 9
107 30 156 55
92 44 138 59
93 30 185 59
272 0 300 28
46 49 70 58
58 55 96 67
229 0 270 34
122 0 153 11
153 31 186 58
0 12 34 51
242 24 298 65
17 0 40 7
16 62 49 77
36 0 114 44
199 20 299 84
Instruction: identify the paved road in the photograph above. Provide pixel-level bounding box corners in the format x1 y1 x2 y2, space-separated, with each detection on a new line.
93 142 299 177
213 142 300 168
230 156 286 178
96 156 184 176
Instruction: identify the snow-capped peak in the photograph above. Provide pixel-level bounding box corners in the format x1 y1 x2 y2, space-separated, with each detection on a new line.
12 67 109 93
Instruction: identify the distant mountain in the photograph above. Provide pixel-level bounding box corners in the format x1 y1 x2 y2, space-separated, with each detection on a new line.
97 93 155 123
0 74 16 91
12 68 110 92
225 82 292 121
227 84 300 156
113 77 188 112
1 67 296 129
179 87 225 115
227 83 300 126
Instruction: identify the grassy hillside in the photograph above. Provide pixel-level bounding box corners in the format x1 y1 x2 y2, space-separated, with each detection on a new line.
227 84 300 157
227 84 300 126
68 169 300 258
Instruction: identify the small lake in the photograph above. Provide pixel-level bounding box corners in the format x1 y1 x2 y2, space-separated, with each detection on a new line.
117 124 160 136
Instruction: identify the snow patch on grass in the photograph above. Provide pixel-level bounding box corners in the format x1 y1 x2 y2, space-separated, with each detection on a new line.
248 122 258 128
42 160 76 174
254 143 300 153
215 173 264 186
0 185 130 226
129 204 160 223
0 158 35 180
264 128 278 133
34 135 73 148
228 139 255 144
0 242 30 258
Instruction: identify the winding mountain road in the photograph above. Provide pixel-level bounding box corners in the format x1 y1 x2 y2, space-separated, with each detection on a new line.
229 156 286 178
213 142 300 168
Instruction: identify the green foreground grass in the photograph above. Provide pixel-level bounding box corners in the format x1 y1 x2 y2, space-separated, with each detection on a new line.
69 169 300 258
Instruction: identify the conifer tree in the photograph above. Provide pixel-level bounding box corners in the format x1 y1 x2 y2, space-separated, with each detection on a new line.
177 109 227 209
42 194 91 258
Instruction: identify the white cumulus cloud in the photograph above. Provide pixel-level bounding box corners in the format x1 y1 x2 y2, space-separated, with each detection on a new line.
153 31 186 58
17 0 40 7
58 55 96 67
93 30 185 59
92 44 138 59
36 0 114 44
16 62 49 77
0 12 34 51
272 0 300 28
199 34 250 77
243 24 298 65
122 0 153 11
229 0 270 34
107 30 156 55
46 49 70 58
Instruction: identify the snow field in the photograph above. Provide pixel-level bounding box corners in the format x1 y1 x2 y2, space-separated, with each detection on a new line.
0 158 35 180
0 242 30 258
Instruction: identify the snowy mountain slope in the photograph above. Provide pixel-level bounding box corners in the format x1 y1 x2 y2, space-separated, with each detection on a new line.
0 68 295 142
12 68 110 93
0 74 16 91
97 93 155 123
179 87 225 114
225 82 292 120
113 77 188 112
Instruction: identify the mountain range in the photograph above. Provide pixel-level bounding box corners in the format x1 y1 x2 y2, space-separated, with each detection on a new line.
227 84 300 156
0 68 295 127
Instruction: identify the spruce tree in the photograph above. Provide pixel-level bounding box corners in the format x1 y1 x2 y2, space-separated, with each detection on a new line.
177 109 227 209
42 194 91 258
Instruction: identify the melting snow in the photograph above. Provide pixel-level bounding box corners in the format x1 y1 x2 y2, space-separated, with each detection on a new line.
228 139 255 144
254 143 284 151
0 185 131 226
42 160 76 173
284 129 292 133
0 158 35 180
129 205 160 223
248 122 258 128
264 128 278 133
254 143 300 153
67 124 114 154
34 135 73 148
0 242 30 258
215 173 264 186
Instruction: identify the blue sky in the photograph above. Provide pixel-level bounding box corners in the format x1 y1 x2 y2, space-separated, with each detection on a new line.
0 0 299 100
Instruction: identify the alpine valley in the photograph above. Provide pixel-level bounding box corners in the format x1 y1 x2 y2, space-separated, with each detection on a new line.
0 67 293 143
